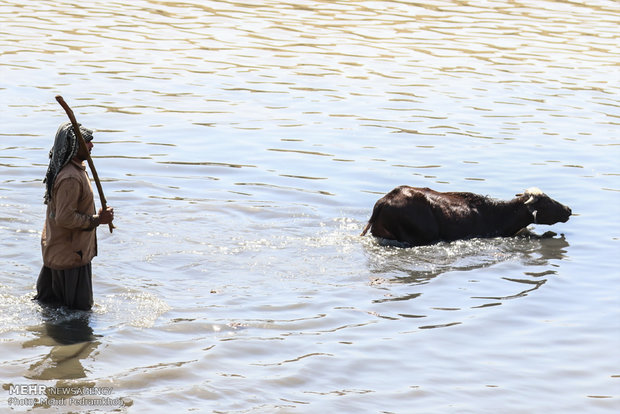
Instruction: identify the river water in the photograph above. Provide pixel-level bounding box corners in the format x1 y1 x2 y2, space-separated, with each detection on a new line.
1 0 619 412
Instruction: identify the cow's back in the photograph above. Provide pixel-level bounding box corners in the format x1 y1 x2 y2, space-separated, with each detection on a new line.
368 186 441 245
365 186 490 245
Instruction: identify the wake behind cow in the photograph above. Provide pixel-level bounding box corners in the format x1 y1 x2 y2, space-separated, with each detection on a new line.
361 186 571 246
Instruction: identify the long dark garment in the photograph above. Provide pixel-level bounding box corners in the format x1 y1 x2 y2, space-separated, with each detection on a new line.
35 263 93 311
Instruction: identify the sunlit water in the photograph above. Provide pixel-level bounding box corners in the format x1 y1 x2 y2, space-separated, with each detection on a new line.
1 0 619 412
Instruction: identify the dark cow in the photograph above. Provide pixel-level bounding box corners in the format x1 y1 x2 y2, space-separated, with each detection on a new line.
361 186 571 246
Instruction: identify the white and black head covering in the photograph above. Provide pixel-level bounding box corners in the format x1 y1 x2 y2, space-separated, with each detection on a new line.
43 121 93 204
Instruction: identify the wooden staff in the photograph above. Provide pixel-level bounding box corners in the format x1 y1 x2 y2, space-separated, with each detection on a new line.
55 95 115 233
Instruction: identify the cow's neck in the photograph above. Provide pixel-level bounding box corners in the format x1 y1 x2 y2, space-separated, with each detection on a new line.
486 198 534 236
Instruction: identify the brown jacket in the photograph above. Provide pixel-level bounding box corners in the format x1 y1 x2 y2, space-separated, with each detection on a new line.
41 159 98 270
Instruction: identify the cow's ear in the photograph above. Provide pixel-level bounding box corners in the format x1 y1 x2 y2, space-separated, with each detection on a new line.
515 193 523 197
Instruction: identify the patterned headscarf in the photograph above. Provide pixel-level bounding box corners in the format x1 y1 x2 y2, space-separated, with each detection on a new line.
43 121 93 204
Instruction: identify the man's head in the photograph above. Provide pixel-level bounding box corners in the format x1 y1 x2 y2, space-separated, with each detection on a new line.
76 137 94 161
43 122 94 204
72 123 94 160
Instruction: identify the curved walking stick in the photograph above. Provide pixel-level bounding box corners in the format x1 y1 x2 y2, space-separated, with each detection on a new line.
55 95 115 233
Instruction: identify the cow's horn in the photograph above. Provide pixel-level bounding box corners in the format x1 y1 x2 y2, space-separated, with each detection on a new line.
524 195 536 205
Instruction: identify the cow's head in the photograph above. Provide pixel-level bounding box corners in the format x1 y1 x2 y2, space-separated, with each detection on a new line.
517 188 572 225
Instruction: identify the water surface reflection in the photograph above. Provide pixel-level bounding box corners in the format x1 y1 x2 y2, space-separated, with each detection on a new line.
364 232 570 319
24 308 99 380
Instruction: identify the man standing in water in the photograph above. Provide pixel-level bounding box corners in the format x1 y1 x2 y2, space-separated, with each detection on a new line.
35 122 114 311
